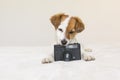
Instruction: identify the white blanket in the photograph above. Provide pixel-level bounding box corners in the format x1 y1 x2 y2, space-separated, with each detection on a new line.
0 44 120 80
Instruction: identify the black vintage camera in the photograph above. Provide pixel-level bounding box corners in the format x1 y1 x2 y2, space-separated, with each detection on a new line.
54 43 81 61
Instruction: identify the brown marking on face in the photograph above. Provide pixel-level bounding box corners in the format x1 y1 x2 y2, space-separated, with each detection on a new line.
50 13 69 30
66 17 85 39
66 17 77 39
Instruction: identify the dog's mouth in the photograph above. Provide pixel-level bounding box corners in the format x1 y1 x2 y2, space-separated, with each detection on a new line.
60 38 77 46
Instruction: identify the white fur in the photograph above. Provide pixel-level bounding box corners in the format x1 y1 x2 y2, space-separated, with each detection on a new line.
56 17 70 45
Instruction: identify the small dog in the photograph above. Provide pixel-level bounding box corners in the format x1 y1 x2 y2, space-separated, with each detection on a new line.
42 13 95 64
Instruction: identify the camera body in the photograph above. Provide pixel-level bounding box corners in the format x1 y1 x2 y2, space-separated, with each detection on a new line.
54 43 81 61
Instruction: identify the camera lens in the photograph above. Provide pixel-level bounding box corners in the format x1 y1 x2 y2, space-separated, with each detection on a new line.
63 52 72 61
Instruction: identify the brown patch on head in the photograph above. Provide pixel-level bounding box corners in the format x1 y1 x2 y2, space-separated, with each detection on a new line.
50 13 69 30
66 17 85 39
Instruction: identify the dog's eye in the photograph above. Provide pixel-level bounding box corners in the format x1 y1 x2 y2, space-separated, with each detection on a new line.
58 28 63 32
69 31 74 34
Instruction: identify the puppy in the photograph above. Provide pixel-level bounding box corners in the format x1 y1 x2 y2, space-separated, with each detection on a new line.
42 13 95 64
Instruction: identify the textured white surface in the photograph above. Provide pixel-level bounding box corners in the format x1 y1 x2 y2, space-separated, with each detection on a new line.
0 44 120 80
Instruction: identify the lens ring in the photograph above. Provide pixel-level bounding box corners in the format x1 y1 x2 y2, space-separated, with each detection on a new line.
63 51 72 61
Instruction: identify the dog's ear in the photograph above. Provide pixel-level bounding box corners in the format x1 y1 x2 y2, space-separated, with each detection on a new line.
50 13 68 30
73 17 85 33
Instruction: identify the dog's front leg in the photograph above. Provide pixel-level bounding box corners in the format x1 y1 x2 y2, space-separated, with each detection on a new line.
41 54 54 64
81 45 95 61
82 52 95 61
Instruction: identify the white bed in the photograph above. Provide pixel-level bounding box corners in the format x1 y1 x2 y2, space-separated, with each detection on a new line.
0 44 120 80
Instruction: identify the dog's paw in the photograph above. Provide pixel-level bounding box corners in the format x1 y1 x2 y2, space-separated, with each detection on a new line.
41 57 54 64
83 55 95 61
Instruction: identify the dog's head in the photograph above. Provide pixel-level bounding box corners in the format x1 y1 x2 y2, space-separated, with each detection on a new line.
50 13 85 45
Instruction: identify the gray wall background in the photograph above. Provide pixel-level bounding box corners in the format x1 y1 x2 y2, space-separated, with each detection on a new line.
0 0 120 46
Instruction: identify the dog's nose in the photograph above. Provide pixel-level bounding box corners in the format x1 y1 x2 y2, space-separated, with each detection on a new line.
61 39 67 45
